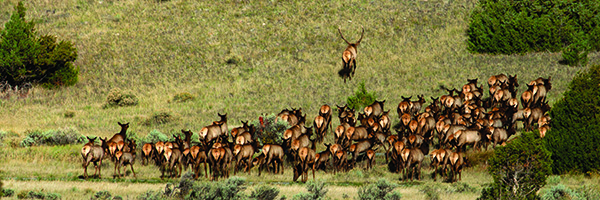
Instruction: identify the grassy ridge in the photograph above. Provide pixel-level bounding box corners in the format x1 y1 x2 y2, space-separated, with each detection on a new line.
0 0 595 136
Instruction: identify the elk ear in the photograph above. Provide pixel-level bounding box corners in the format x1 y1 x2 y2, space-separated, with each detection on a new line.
118 122 122 126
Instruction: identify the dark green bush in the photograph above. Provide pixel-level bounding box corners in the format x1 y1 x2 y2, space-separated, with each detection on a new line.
139 130 169 144
103 88 139 108
346 81 377 111
20 127 86 147
0 2 78 88
356 179 402 200
249 185 280 200
478 131 552 200
467 0 600 66
292 180 328 200
545 65 600 174
251 113 289 145
176 171 195 197
92 190 112 200
185 177 247 200
1 188 15 197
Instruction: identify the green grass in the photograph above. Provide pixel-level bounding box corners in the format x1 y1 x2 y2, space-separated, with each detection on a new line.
1 0 599 199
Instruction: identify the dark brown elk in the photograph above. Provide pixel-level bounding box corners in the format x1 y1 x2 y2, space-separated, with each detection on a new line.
189 145 208 179
231 120 250 139
277 108 304 126
365 149 376 170
295 147 316 183
235 125 257 145
348 138 379 165
345 125 370 143
389 140 406 173
108 122 129 145
162 136 184 179
364 100 385 117
397 96 412 116
333 149 348 174
485 127 515 148
410 95 426 114
319 104 333 130
401 148 424 181
448 151 465 182
114 140 137 179
424 97 441 118
313 143 332 172
81 137 108 179
338 27 364 83
337 105 357 126
314 115 328 143
233 142 259 175
521 84 535 108
430 148 451 181
258 144 285 176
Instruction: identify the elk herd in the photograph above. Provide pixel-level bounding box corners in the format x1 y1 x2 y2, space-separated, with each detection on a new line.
81 74 552 183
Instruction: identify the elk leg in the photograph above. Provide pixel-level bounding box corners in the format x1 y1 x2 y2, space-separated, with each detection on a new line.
130 164 136 178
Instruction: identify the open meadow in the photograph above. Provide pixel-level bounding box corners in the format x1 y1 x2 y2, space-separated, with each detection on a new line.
1 0 599 199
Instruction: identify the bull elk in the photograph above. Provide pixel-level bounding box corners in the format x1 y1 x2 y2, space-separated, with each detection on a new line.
338 27 364 83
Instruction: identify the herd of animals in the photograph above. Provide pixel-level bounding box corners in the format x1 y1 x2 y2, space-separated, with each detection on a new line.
80 74 553 183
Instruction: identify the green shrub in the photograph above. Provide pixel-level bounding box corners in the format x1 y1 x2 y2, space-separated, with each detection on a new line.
103 88 139 108
176 171 195 197
541 184 578 200
20 127 86 147
356 179 402 200
185 177 247 200
92 190 112 200
139 129 169 145
137 190 165 200
0 2 78 88
249 185 280 200
251 113 289 145
545 65 600 174
447 182 477 193
143 112 174 126
346 81 377 111
292 180 328 200
421 185 439 200
1 188 15 197
467 0 600 66
173 92 195 103
478 131 552 200
17 190 61 200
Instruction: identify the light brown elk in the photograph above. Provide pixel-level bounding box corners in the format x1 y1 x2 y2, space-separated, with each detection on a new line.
410 95 426 114
319 104 333 131
162 136 184 179
295 147 316 183
338 27 364 83
214 113 228 136
258 144 285 176
365 149 376 170
430 148 451 181
314 115 328 143
448 151 465 182
108 122 129 145
401 147 424 181
189 145 208 179
452 130 481 152
231 120 250 139
199 122 223 146
523 103 550 131
141 143 154 166
233 142 259 175
81 137 108 179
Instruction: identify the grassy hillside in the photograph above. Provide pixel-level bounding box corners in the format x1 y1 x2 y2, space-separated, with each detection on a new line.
1 0 599 198
0 0 596 136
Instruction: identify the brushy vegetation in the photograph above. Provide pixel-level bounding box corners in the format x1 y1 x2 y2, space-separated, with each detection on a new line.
251 113 289 145
467 0 600 66
420 185 440 200
19 127 85 147
103 88 139 108
16 189 61 200
172 92 195 103
292 180 328 200
249 185 280 200
143 111 175 126
0 2 78 88
544 65 600 174
478 131 552 200
185 177 247 200
346 81 377 111
541 184 600 200
356 178 402 200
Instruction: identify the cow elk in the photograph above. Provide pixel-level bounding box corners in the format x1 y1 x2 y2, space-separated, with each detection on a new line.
81 137 108 179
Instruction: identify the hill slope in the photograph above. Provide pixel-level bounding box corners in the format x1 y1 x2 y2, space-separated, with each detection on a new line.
0 0 596 136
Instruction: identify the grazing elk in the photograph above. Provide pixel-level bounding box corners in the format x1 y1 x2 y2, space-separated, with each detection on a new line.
338 27 364 83
81 137 108 179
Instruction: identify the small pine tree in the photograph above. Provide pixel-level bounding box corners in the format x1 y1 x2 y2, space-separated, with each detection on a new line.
544 65 600 174
0 1 78 88
478 131 552 200
346 81 377 111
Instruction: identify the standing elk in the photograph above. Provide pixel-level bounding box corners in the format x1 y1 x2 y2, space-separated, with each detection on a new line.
364 100 385 117
338 27 364 83
258 144 285 176
448 151 465 182
114 140 137 179
294 147 316 183
313 143 332 172
81 137 108 179
401 147 424 181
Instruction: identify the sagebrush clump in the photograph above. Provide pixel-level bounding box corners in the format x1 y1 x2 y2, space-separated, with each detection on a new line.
356 179 402 200
103 88 139 108
20 127 86 147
